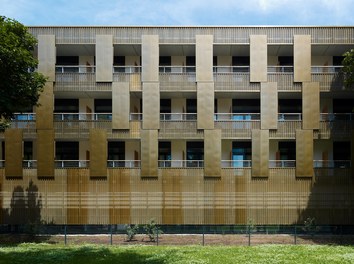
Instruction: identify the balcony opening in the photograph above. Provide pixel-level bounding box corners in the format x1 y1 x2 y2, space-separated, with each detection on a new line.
278 56 293 72
159 56 171 73
187 141 204 167
108 141 125 167
54 99 79 120
232 141 251 168
186 99 197 120
159 141 171 167
94 99 112 120
333 141 351 168
160 99 171 120
113 56 125 72
333 99 354 120
278 141 296 167
232 56 250 72
186 56 195 73
56 56 79 73
55 141 79 167
278 99 302 120
232 99 260 120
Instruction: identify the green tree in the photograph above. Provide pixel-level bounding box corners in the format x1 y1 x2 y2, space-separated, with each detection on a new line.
342 49 354 89
0 16 46 121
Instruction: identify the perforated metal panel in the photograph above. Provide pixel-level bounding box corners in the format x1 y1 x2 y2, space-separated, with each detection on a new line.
5 129 23 178
294 35 311 82
96 35 113 82
112 82 130 129
250 35 267 82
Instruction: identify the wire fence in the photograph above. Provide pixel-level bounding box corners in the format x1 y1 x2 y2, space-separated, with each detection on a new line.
1 224 354 246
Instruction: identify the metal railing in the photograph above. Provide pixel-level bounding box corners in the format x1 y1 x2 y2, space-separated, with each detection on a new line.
54 113 112 121
159 160 204 168
160 113 197 121
23 160 37 168
221 160 252 168
0 160 4 168
12 113 36 121
278 113 302 121
268 66 294 73
311 66 343 73
313 160 351 168
214 113 260 121
320 113 354 121
269 160 296 168
130 113 143 121
159 72 197 91
55 160 89 168
107 160 141 168
159 66 196 73
113 66 141 73
213 66 250 73
55 65 96 73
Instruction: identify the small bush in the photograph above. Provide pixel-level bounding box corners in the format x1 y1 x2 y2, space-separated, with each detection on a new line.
143 219 163 242
125 224 139 241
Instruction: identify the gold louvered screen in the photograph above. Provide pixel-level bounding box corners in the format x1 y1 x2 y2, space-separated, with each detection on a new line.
302 82 320 130
140 129 158 177
294 35 311 82
112 82 130 129
96 35 113 82
296 129 314 177
5 129 23 178
252 129 269 177
261 82 277 129
250 35 267 82
204 129 221 177
89 129 107 178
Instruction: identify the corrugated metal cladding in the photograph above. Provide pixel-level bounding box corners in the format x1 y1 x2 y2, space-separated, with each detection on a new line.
0 26 353 225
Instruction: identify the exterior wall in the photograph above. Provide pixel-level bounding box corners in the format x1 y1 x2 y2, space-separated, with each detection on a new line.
0 26 353 225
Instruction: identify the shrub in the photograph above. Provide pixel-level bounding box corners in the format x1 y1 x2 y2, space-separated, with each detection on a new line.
143 219 163 242
125 224 139 241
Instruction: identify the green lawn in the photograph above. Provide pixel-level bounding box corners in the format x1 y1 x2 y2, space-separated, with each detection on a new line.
0 244 353 264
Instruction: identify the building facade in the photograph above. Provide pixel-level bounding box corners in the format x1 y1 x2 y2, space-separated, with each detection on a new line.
0 26 354 226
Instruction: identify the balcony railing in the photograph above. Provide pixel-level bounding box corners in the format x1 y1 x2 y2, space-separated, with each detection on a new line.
221 160 252 168
23 160 37 168
269 160 296 168
108 160 141 168
0 160 4 167
55 65 96 73
12 113 36 121
213 66 250 73
158 160 204 168
54 113 112 121
113 66 141 73
278 113 302 121
159 66 196 73
268 66 294 73
55 160 89 168
320 113 354 121
159 69 196 91
214 113 260 121
313 160 351 168
160 113 197 121
311 66 343 73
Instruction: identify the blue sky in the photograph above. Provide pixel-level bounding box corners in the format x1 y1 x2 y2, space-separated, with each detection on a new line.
1 0 354 26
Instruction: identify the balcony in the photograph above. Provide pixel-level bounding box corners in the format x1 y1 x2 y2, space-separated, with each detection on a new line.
55 65 111 92
159 66 196 92
0 113 37 137
215 113 260 138
159 113 202 139
113 66 142 91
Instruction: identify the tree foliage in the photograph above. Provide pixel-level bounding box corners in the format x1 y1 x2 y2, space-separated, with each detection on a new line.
342 48 354 89
0 16 46 120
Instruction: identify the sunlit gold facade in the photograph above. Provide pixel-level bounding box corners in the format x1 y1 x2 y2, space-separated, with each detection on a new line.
0 26 354 226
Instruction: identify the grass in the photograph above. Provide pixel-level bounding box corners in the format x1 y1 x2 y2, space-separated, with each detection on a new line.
0 244 353 264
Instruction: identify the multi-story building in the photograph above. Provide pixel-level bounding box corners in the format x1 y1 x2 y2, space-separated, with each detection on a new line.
0 26 353 226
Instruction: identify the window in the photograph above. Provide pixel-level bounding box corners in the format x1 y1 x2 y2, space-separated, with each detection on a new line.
278 99 302 120
160 99 171 120
159 56 171 72
279 141 296 160
23 141 33 160
232 99 260 120
114 56 125 72
55 142 79 160
56 56 79 73
278 56 293 72
232 141 251 167
108 142 125 167
186 99 197 120
186 56 195 73
232 56 250 72
94 99 112 120
187 141 204 167
54 99 79 120
333 141 351 168
159 141 171 167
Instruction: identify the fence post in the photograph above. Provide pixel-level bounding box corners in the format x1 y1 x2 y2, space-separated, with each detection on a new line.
64 225 67 245
248 224 251 246
294 225 297 245
202 226 205 246
110 225 113 245
156 230 159 246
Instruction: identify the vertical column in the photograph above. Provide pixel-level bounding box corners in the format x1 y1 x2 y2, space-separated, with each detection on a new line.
112 82 130 129
89 129 107 178
296 130 314 177
252 129 269 177
204 129 221 177
37 130 55 178
196 35 214 130
37 35 55 178
351 131 354 178
141 130 158 177
250 35 267 82
141 35 159 178
294 35 311 82
261 82 278 129
303 82 320 130
96 35 113 82
4 129 23 178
